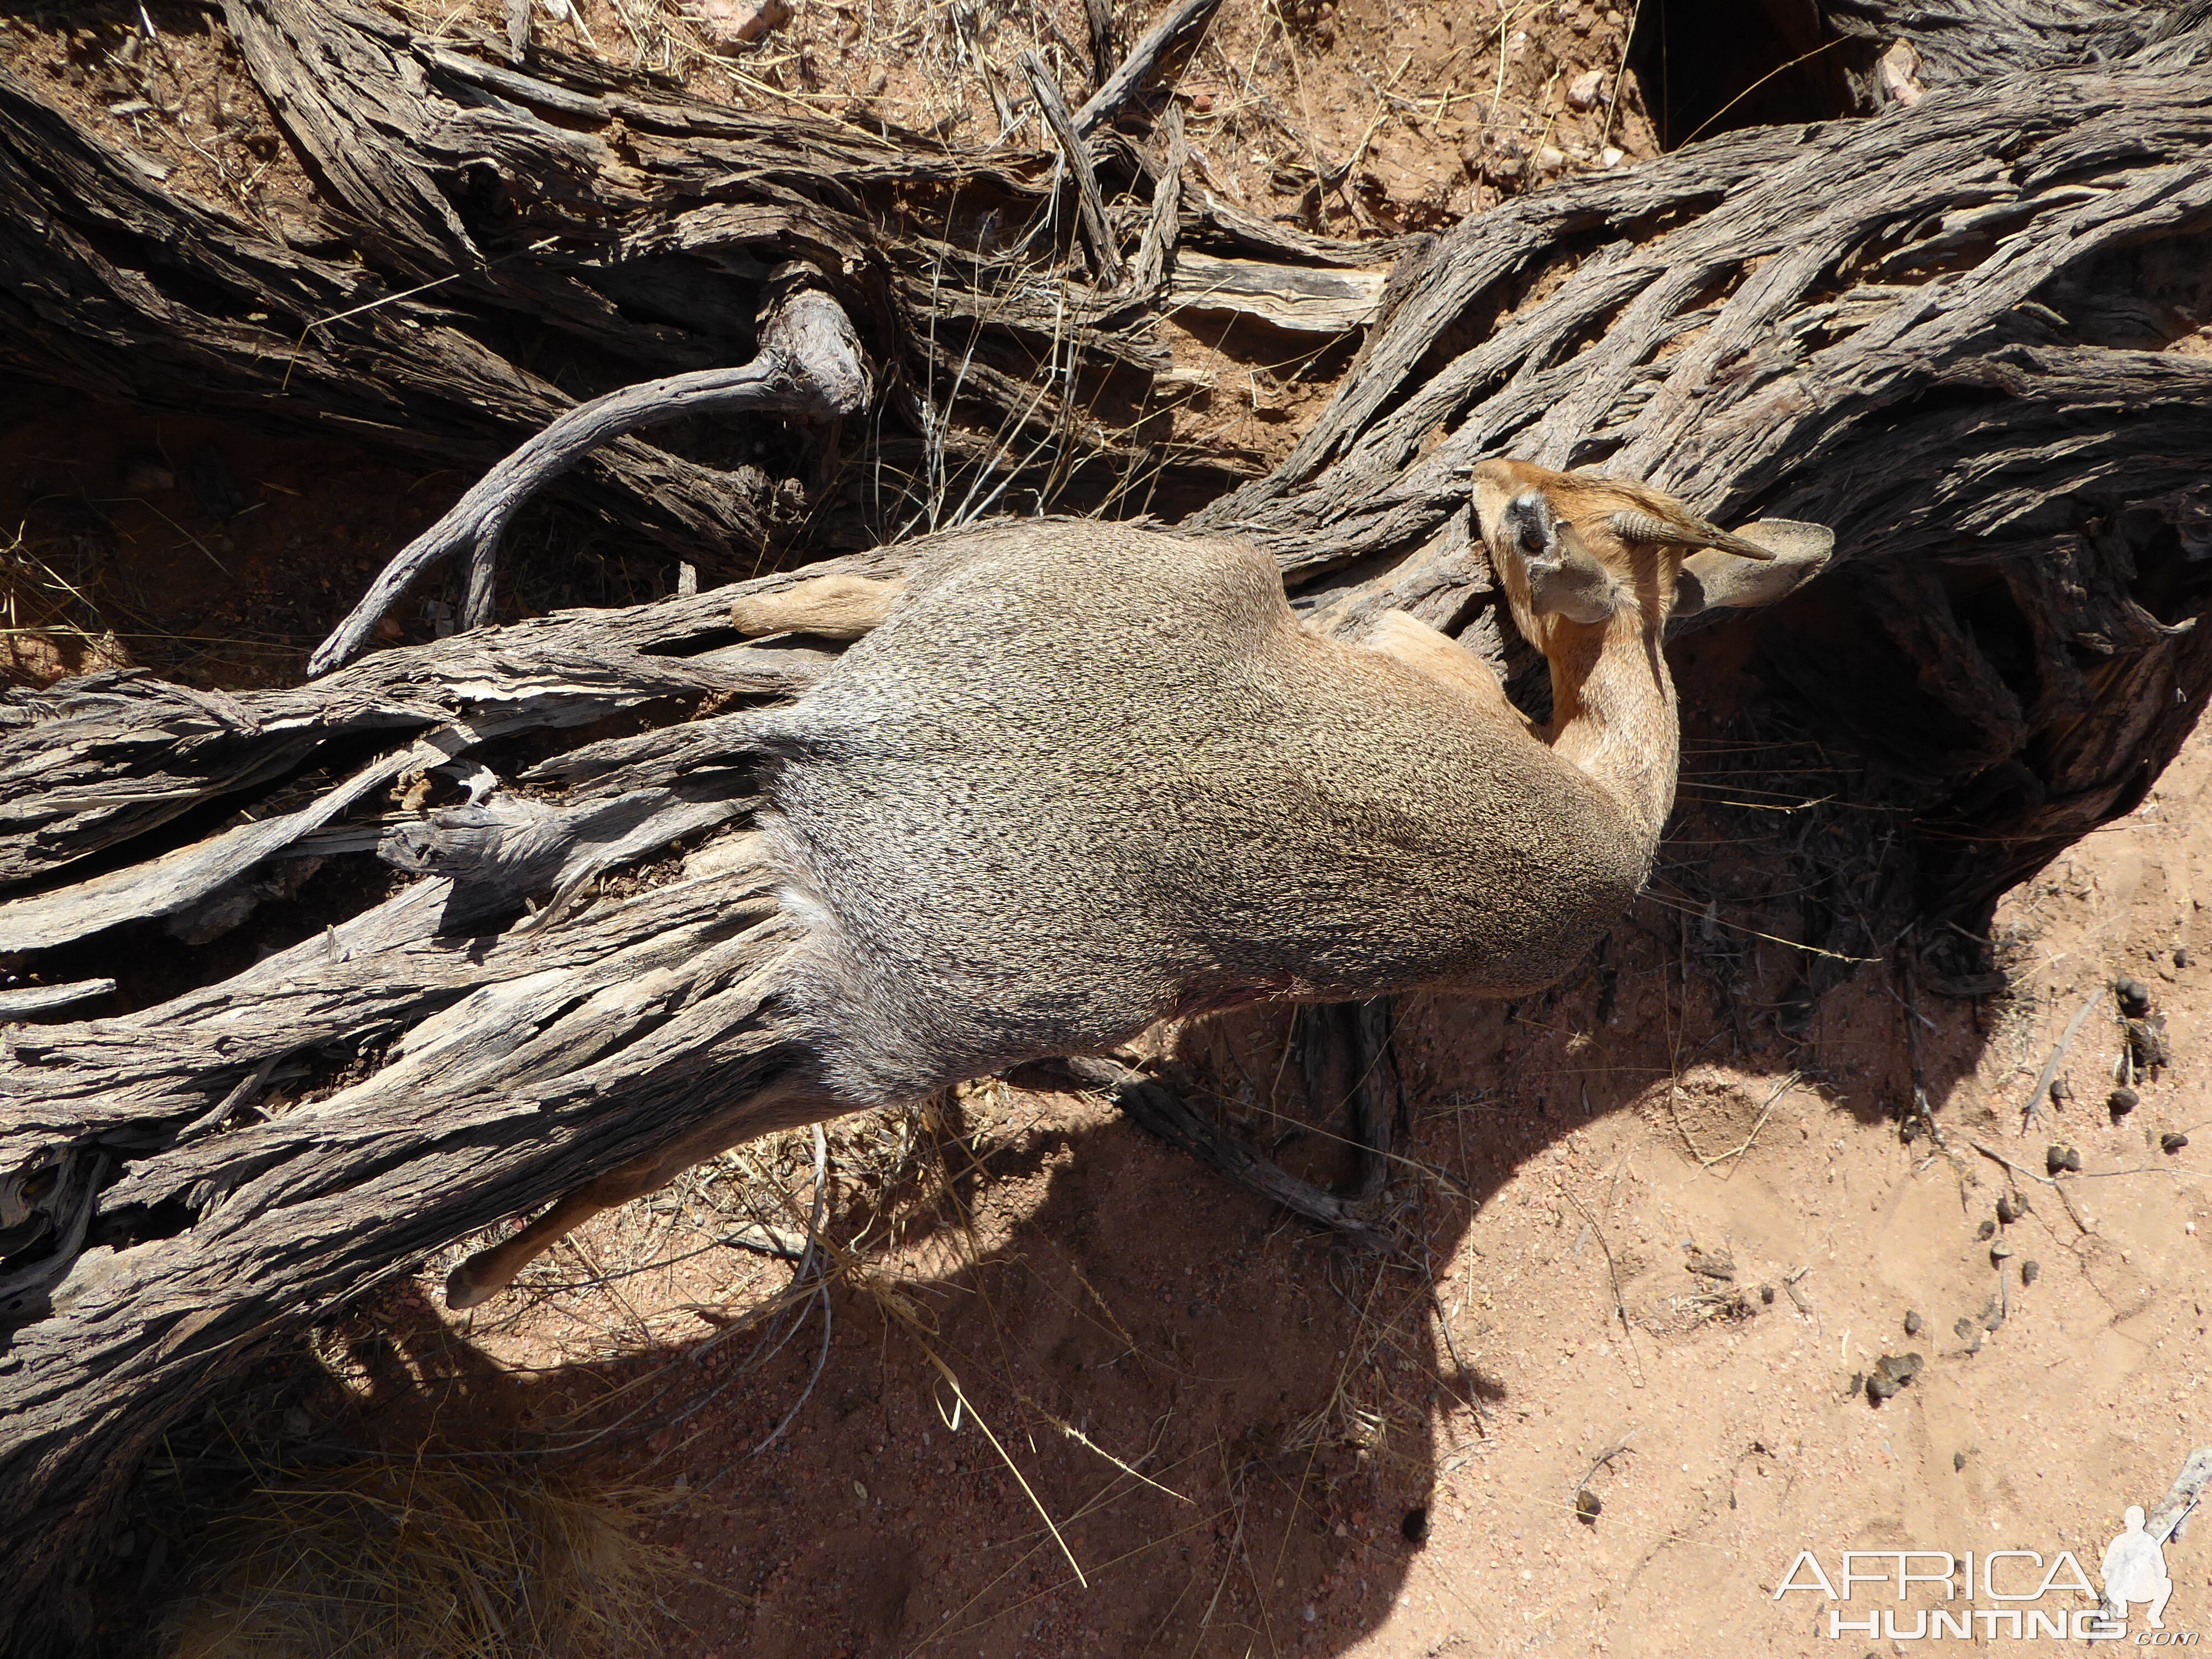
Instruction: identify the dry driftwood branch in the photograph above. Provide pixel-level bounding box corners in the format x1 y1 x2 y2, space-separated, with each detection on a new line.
1020 51 1126 288
0 982 114 1019
1168 251 1389 333
1084 0 1119 91
1126 99 1188 298
0 619 833 893
1824 0 2212 101
307 280 870 676
4 4 2212 1650
1072 0 1222 137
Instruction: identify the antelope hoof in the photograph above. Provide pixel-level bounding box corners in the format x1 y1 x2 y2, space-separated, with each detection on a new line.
444 1253 501 1311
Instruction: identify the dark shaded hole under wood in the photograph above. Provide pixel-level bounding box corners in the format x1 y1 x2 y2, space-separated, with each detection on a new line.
1627 0 1859 150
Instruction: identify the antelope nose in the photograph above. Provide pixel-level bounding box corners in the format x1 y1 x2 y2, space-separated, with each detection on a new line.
1504 491 1554 560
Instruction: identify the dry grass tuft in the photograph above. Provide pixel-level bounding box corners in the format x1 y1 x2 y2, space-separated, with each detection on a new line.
159 1455 680 1659
0 521 135 687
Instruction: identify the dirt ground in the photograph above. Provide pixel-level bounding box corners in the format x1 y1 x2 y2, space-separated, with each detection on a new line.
351 678 2205 1659
9 2 2209 1657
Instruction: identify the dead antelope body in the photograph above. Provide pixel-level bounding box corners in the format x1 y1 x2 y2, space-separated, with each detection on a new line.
446 460 1831 1307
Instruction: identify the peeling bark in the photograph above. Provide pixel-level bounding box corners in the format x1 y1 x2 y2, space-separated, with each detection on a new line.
2 3 2211 1650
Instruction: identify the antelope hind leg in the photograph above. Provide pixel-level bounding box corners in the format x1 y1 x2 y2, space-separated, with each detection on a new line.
446 1086 807 1310
728 573 906 640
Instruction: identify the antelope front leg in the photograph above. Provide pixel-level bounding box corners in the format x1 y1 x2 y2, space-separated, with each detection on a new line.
728 573 906 640
1359 610 1540 740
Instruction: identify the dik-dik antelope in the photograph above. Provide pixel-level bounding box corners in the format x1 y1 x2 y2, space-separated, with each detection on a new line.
446 460 1832 1308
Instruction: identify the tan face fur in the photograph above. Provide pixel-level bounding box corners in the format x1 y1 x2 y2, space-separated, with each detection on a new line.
1470 458 1837 641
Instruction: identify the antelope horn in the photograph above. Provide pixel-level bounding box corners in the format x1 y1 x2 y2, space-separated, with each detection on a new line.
1606 509 1776 561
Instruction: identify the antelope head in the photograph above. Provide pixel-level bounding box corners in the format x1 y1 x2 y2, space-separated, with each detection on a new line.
1469 459 1834 649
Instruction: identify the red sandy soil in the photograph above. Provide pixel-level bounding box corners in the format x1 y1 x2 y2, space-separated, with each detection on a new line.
387 706 2211 1659
11 7 2209 1657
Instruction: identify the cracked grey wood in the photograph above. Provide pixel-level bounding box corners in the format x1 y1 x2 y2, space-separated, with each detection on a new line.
1022 50 1127 288
4 4 2212 1651
307 281 872 676
1168 251 1389 333
0 982 114 1019
1824 0 2210 100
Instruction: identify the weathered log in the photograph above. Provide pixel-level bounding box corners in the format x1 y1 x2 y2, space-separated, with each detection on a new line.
0 0 1267 573
4 4 2212 1652
1822 0 2212 101
1199 56 2212 907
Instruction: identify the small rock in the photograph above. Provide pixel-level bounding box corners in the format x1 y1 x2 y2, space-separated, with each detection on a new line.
120 452 174 494
2176 946 2190 969
1903 1310 1922 1335
1867 1352 1923 1404
1975 1218 1996 1241
1401 1505 1430 1545
1876 39 1926 106
1599 145 1624 169
375 616 405 641
1953 1451 1968 1472
1533 145 1567 174
2022 1259 2041 1286
2110 1086 2140 1116
2117 977 2152 1017
1565 69 1606 111
698 0 790 45
1574 1488 1601 1525
2162 1131 2190 1154
2047 1144 2082 1175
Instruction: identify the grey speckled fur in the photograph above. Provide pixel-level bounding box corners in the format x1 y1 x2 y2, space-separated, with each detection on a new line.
445 471 1833 1308
755 519 1646 1106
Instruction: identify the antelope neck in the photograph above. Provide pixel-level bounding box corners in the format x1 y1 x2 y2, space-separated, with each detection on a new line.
1543 602 1679 852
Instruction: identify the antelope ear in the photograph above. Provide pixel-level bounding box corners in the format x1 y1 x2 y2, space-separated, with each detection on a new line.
1671 519 1834 615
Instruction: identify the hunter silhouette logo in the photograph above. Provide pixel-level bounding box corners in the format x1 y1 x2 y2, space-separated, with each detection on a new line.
2103 1505 2174 1631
